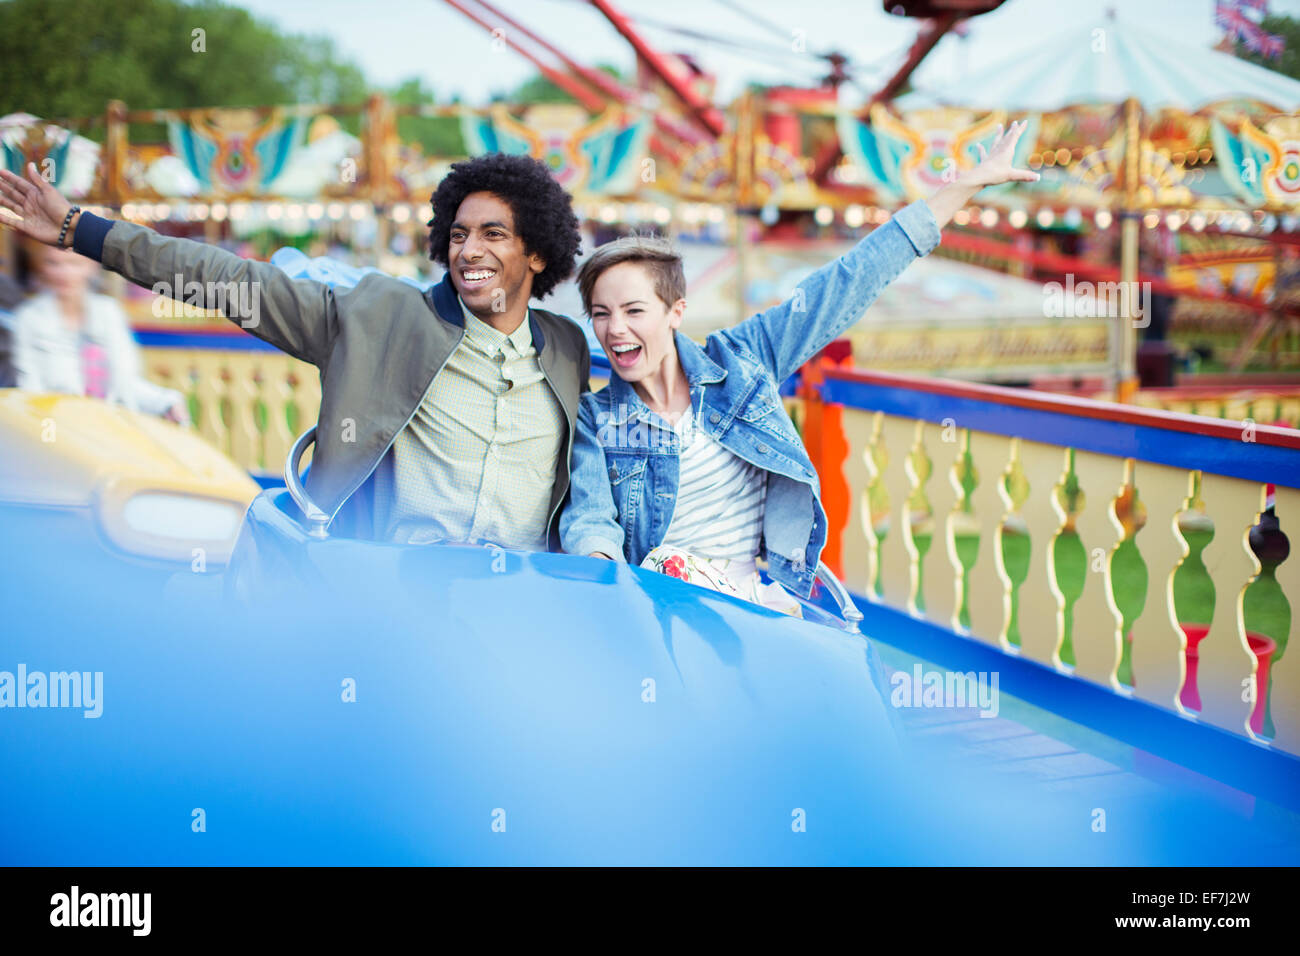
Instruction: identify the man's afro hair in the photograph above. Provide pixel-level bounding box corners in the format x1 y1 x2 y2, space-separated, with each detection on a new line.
426 153 581 301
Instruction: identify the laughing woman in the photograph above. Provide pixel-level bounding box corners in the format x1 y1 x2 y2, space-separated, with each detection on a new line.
560 121 1037 612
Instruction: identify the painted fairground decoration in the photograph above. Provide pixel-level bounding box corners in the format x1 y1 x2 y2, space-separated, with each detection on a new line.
1212 114 1300 206
838 98 1300 211
673 133 819 208
1056 129 1196 207
167 109 302 194
157 109 361 199
837 103 1211 208
0 113 100 198
837 106 1039 203
460 103 651 197
1168 239 1275 302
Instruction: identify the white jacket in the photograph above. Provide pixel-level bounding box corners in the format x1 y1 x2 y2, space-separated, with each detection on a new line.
7 291 183 417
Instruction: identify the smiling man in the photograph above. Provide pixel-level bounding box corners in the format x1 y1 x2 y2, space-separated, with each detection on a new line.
0 154 590 548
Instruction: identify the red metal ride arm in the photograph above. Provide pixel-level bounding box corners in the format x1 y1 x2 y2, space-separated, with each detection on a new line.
811 12 961 184
587 0 727 139
467 0 705 147
442 0 609 111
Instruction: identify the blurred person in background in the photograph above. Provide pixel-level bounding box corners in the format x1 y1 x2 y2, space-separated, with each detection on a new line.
0 272 25 386
7 242 189 422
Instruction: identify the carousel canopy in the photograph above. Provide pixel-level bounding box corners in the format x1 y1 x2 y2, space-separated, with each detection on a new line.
898 15 1300 113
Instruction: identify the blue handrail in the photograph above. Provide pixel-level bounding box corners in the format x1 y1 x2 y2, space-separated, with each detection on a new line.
822 370 1300 490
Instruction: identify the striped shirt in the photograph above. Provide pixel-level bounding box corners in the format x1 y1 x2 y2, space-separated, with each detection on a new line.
373 299 565 550
660 408 767 575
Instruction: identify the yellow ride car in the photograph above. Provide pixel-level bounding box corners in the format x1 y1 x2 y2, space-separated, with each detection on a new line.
0 390 258 570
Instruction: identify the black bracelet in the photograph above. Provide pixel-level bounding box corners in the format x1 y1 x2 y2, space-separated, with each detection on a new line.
57 204 81 247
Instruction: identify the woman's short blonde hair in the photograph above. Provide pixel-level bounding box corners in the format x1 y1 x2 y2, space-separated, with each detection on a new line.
576 235 685 316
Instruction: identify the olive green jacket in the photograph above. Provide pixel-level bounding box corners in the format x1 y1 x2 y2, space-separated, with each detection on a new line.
73 213 591 543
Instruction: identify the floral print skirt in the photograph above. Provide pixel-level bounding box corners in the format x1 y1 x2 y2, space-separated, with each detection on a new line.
640 545 804 618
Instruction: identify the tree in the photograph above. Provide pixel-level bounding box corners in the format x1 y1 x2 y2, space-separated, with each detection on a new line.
0 0 368 140
499 65 627 105
1234 14 1300 82
505 73 577 105
390 77 465 157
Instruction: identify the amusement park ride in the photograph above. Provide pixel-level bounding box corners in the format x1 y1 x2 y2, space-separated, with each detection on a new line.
5 0 1298 392
2 0 1300 870
442 0 1008 204
436 0 1300 396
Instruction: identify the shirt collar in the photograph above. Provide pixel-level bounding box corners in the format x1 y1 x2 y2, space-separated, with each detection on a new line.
458 296 535 354
674 330 726 386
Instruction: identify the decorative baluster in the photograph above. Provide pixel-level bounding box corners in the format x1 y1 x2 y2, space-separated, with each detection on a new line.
965 430 1013 650
178 350 200 435
1129 463 1194 712
877 414 922 614
1195 474 1266 737
840 408 877 599
1016 438 1070 669
1070 450 1128 688
291 357 322 434
1223 399 1251 427
227 354 261 473
1251 397 1274 427
141 348 178 394
191 352 229 453
1279 397 1300 429
263 357 297 474
1270 484 1300 754
180 349 202 425
920 420 963 633
142 347 195 424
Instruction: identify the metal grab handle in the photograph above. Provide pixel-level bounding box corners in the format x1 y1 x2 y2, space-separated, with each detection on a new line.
285 426 330 539
815 561 864 634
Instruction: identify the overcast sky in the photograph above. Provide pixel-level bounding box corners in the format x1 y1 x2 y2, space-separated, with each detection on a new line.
232 0 1300 105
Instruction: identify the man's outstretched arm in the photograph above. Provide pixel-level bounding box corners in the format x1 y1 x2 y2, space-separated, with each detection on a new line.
0 163 340 367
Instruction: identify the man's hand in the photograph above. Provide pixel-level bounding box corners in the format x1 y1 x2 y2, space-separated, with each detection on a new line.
0 162 76 246
163 400 192 427
925 119 1039 229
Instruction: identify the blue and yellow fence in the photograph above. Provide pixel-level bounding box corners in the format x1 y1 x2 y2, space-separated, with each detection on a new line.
140 330 320 479
799 358 1300 765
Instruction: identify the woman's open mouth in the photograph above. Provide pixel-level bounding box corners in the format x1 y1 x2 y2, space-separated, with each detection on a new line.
610 343 642 368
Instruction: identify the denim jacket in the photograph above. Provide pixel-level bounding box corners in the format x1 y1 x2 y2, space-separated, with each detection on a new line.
560 200 940 596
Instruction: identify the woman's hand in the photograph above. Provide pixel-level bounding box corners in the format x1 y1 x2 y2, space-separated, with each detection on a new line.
961 120 1039 188
589 552 614 560
924 120 1039 229
0 162 76 246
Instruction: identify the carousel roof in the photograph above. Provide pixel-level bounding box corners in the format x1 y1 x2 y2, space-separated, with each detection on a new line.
897 15 1300 113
